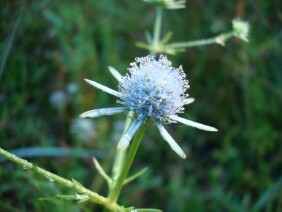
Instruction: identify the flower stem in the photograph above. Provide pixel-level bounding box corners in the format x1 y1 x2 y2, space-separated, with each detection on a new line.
0 147 124 211
107 120 147 204
111 111 134 180
151 7 163 55
168 32 234 48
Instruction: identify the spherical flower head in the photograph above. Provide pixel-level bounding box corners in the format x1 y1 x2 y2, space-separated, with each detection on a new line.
118 55 189 122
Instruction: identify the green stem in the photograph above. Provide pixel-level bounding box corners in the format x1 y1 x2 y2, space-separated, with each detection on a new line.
108 120 147 203
111 111 134 180
0 147 124 211
151 7 163 55
168 32 234 48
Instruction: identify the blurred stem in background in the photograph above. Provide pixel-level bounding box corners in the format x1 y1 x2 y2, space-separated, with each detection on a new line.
241 45 252 131
151 7 163 55
0 0 26 80
167 32 234 48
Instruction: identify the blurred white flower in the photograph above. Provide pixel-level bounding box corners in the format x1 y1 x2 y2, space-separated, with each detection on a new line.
49 90 66 109
71 118 96 142
67 82 78 94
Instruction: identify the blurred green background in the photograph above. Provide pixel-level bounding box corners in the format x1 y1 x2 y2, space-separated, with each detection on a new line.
1 0 281 211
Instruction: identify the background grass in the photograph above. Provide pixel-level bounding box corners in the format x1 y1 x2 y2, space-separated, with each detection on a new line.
1 0 281 211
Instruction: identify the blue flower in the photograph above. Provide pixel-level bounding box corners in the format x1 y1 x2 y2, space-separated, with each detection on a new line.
80 55 217 159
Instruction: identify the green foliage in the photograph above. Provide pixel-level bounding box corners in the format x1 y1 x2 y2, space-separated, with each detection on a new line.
1 0 281 211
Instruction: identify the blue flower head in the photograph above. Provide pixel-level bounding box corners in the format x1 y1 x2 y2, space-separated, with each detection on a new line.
80 55 217 159
118 55 189 121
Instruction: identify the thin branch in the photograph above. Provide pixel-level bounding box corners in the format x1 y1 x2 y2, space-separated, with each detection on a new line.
123 167 148 185
93 158 112 187
0 147 124 211
168 32 234 48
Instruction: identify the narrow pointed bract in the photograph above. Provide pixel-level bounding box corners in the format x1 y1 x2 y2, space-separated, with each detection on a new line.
184 98 195 105
156 123 186 159
170 115 218 132
117 119 145 151
108 66 122 82
79 107 128 119
84 79 121 97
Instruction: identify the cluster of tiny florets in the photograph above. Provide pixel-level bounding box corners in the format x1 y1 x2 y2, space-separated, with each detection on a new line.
118 55 189 122
232 19 250 42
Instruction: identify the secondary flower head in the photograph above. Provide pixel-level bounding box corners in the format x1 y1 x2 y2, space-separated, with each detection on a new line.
232 19 250 42
80 55 217 159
